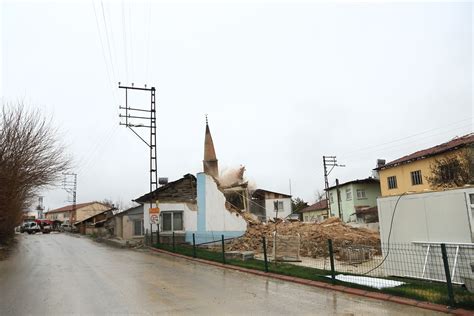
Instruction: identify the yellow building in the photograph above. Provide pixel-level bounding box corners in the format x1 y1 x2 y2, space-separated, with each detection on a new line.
376 133 473 196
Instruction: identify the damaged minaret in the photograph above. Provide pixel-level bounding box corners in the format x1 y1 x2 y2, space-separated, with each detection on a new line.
203 116 219 178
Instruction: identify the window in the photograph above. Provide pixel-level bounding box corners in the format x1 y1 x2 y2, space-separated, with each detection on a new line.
329 192 334 203
161 211 183 232
346 188 352 200
411 170 423 185
356 189 366 199
133 219 144 236
273 200 284 212
387 176 397 189
440 161 459 182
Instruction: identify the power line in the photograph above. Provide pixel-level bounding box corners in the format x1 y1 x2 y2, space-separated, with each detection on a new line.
100 0 118 84
91 0 119 104
340 117 473 159
340 122 472 161
121 0 129 82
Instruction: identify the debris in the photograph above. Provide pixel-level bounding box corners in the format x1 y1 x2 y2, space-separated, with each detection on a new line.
228 217 380 258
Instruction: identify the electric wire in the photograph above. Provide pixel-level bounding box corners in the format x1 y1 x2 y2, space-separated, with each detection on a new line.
91 0 119 104
339 117 473 160
100 0 118 84
341 124 473 163
144 0 152 84
121 0 129 83
128 1 134 81
362 192 408 275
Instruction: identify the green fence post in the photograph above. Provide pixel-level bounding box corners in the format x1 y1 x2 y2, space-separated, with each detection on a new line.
172 231 176 252
441 243 455 308
262 236 269 272
150 224 153 245
328 239 336 284
192 233 196 258
156 226 160 245
221 235 226 264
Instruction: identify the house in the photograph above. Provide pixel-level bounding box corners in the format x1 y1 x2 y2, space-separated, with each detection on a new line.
375 133 473 197
134 174 197 244
75 208 115 235
45 202 110 225
111 205 144 241
298 199 329 223
326 177 380 223
250 189 292 222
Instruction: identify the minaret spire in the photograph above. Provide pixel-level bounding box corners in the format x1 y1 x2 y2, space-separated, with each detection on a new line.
203 115 219 178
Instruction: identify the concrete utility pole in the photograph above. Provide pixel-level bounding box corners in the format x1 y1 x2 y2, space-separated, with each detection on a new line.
335 178 342 221
118 83 158 232
62 173 77 225
323 156 345 217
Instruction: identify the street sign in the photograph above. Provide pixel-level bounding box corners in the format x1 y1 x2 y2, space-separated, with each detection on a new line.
150 214 159 224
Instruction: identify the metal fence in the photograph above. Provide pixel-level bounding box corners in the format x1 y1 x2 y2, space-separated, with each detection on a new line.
145 230 474 309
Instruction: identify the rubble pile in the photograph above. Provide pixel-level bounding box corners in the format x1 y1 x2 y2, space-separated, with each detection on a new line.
228 217 381 258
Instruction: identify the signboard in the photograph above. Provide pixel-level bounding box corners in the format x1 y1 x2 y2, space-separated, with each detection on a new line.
150 214 159 225
149 207 160 214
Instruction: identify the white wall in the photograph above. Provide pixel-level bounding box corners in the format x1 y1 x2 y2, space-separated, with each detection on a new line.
377 188 474 283
265 198 292 220
377 187 474 244
203 174 247 232
158 202 197 232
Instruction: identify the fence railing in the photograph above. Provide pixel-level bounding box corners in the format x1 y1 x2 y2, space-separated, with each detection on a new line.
144 229 474 310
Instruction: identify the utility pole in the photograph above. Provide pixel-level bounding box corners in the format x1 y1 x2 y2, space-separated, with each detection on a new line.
335 178 342 221
63 173 77 225
323 156 345 217
118 83 157 231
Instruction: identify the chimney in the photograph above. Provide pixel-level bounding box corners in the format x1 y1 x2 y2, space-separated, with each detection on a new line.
372 159 385 179
203 117 219 178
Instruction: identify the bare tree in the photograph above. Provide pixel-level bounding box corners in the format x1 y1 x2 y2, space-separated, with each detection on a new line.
426 147 473 189
0 104 70 242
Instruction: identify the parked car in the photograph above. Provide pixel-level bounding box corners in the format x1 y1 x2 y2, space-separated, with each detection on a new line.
25 222 41 234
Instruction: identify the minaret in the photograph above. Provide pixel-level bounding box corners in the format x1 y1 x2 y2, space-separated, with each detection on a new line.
203 115 219 178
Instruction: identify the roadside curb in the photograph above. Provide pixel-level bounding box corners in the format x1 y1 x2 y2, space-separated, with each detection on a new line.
146 246 474 316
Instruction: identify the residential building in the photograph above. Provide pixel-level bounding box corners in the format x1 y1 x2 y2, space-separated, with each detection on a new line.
75 208 115 235
326 178 380 223
112 205 144 241
298 199 329 223
45 202 110 224
250 189 292 221
375 133 473 197
134 174 197 244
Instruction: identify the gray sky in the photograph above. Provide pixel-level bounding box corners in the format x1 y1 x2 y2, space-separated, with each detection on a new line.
1 0 472 211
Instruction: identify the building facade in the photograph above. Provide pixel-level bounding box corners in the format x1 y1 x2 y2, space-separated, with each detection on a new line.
250 189 292 221
326 178 380 223
298 199 329 223
45 202 110 224
376 133 473 197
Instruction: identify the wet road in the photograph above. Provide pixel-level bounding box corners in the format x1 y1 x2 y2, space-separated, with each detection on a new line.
0 234 442 315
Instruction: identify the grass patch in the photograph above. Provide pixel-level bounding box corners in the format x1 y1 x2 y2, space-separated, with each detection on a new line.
153 243 474 310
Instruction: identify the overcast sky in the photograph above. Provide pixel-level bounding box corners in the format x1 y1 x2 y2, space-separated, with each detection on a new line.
1 0 472 211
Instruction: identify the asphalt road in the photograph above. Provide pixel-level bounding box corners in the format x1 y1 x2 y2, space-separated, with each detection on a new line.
0 233 443 315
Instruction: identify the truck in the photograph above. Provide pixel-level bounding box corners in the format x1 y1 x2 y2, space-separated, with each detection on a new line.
24 219 52 234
